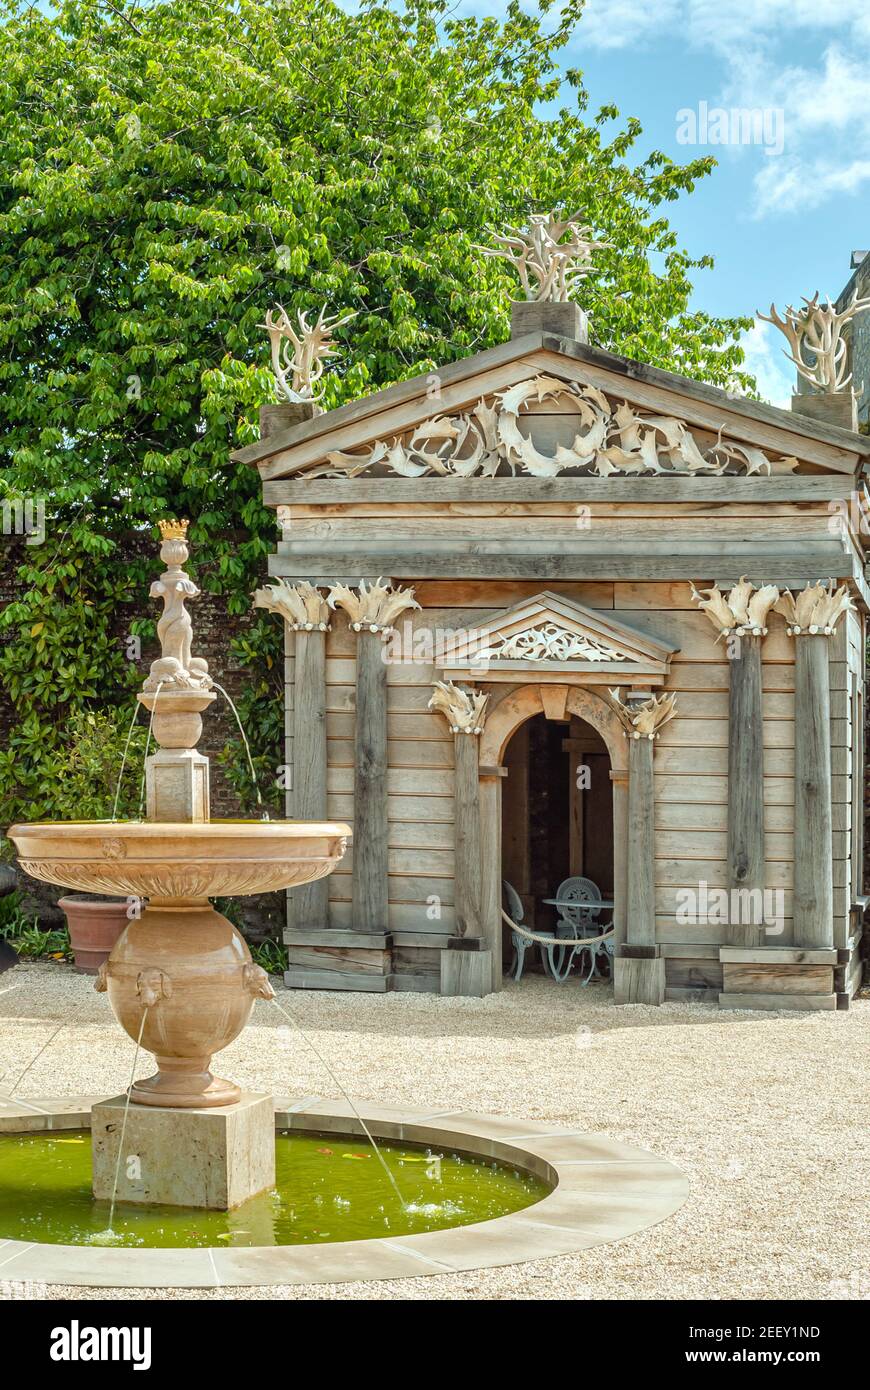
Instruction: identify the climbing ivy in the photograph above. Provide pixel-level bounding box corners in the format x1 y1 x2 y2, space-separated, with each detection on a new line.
0 0 754 837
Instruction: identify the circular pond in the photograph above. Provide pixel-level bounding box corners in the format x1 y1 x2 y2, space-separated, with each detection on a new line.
0 1128 550 1249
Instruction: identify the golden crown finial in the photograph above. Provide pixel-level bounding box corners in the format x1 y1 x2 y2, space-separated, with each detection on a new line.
158 518 189 541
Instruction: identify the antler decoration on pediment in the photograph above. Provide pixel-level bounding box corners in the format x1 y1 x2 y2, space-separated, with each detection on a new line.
758 292 870 394
428 680 489 735
326 578 420 635
609 688 677 740
261 304 355 406
772 581 854 636
253 579 330 631
690 577 780 638
478 211 608 303
313 375 800 480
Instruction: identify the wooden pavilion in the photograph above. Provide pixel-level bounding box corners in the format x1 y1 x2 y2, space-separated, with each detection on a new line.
234 284 870 1010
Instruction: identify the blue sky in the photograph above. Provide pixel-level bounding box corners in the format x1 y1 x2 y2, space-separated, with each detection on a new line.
429 1 870 404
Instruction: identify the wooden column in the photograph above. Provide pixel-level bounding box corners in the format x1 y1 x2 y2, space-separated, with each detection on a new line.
794 635 834 948
478 768 504 992
611 689 674 1006
626 733 656 946
610 768 629 950
615 731 664 1004
727 633 765 946
288 626 328 931
453 732 483 937
352 628 389 934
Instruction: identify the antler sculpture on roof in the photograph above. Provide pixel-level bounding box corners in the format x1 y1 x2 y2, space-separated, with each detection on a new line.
261 304 355 405
478 211 608 303
758 291 870 394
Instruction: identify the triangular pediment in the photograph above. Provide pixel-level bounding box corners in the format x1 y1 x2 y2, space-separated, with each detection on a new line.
438 592 677 684
234 333 869 483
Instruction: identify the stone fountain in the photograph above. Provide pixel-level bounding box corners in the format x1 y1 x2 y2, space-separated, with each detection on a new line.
8 521 350 1209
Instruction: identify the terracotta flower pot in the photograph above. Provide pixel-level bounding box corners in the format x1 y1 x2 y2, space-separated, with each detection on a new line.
58 895 130 975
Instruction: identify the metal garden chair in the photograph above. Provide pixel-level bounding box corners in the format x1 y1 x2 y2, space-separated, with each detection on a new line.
503 879 533 981
548 876 612 983
501 875 614 986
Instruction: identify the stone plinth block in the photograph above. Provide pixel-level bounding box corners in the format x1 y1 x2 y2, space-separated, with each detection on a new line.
145 748 210 823
510 299 588 343
91 1091 275 1210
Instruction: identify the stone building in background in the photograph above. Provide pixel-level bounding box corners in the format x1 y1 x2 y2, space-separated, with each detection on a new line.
837 251 870 429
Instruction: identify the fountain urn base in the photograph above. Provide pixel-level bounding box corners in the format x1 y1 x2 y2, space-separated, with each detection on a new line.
97 901 275 1109
91 1092 276 1210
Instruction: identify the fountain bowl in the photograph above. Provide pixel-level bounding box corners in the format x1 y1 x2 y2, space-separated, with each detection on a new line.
8 818 351 1109
7 819 350 902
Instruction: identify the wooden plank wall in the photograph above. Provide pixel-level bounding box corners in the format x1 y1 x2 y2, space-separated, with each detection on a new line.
279 496 862 985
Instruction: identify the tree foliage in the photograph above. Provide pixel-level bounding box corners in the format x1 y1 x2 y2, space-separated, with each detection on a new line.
0 0 753 830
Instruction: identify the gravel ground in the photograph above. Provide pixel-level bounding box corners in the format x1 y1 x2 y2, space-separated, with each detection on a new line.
1 961 868 1301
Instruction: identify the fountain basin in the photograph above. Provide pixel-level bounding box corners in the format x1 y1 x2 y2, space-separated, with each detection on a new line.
7 819 350 901
0 1097 690 1287
0 1125 549 1246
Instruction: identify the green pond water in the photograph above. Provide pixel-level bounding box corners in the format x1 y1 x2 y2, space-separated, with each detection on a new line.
0 1129 549 1248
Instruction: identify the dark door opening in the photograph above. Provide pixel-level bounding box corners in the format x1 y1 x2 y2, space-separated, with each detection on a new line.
501 711 614 975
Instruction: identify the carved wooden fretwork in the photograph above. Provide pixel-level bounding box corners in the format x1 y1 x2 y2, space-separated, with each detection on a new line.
773 580 854 636
609 688 678 740
327 578 419 635
479 621 621 664
253 578 330 631
317 376 800 480
428 680 489 735
440 592 676 685
690 576 780 637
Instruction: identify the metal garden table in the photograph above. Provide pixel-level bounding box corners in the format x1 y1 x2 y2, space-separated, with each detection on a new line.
540 898 616 983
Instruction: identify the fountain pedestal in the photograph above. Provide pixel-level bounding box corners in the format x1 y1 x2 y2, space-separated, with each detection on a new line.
91 1092 276 1210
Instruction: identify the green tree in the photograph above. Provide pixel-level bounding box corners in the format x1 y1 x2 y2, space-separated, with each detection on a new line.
0 0 753 829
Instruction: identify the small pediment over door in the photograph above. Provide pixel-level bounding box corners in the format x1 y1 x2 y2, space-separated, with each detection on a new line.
439 592 678 685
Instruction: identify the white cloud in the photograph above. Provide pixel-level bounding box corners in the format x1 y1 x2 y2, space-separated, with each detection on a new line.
576 3 870 221
579 0 870 55
576 0 681 51
738 320 795 408
754 155 870 220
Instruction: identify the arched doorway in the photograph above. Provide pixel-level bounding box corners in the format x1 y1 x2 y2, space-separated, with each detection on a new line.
502 709 615 975
478 685 628 985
